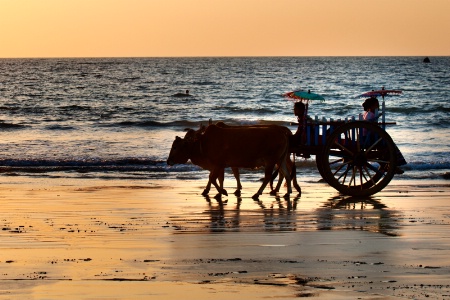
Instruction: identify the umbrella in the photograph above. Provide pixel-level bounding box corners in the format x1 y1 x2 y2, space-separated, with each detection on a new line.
357 88 402 99
358 88 402 128
283 89 325 101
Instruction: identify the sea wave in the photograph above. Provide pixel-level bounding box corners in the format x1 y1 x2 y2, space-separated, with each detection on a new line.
0 158 201 175
0 121 26 129
192 80 219 86
1 156 448 179
112 120 203 129
221 106 279 115
388 105 450 114
0 106 19 111
45 124 76 130
211 119 290 126
109 119 292 129
59 104 93 111
403 160 450 171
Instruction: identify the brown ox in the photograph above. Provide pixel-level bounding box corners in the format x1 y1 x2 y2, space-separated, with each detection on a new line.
182 122 301 197
167 124 293 199
183 127 242 196
214 122 301 195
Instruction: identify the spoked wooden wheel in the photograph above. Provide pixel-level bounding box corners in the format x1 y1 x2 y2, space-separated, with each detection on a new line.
320 121 397 197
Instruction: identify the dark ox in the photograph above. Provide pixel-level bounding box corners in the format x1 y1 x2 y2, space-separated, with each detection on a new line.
214 122 301 195
183 127 242 196
167 124 293 199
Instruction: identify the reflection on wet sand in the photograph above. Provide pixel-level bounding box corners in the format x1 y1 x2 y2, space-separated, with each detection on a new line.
204 196 241 232
170 194 302 233
170 194 401 236
3 179 450 299
316 195 402 236
256 195 300 232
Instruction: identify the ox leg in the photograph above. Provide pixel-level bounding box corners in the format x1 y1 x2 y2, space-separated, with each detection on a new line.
272 156 300 196
290 157 301 194
210 179 222 199
271 169 284 195
231 167 242 196
217 170 227 199
269 167 279 192
252 164 276 200
278 160 292 199
210 168 228 198
202 179 212 196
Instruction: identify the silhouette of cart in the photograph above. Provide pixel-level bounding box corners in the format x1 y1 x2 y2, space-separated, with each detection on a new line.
285 89 403 197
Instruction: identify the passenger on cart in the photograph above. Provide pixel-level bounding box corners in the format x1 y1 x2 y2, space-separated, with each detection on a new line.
362 97 407 174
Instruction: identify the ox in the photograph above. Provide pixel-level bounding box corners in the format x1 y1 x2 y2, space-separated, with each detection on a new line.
214 122 301 195
167 124 293 199
181 122 301 197
215 120 302 195
183 127 242 196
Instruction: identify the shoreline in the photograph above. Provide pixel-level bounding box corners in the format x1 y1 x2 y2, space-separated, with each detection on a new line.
0 176 449 299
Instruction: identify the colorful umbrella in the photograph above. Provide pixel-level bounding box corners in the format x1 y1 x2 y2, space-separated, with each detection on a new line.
283 89 325 101
357 88 402 128
357 88 402 99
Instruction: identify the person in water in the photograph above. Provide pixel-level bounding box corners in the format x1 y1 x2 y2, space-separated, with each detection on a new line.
173 90 191 97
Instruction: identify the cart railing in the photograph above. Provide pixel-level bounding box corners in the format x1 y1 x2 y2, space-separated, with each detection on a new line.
292 115 396 147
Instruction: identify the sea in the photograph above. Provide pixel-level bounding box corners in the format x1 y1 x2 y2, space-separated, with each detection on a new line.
0 57 449 184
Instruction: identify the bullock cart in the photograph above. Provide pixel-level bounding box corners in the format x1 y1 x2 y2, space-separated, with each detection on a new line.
285 89 403 197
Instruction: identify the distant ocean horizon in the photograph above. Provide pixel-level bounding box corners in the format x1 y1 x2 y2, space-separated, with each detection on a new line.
0 56 449 182
0 55 444 58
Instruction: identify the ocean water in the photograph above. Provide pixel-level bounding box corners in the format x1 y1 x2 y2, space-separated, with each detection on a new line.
0 57 449 183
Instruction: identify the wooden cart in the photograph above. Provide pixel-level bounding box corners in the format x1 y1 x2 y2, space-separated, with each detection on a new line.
286 89 403 197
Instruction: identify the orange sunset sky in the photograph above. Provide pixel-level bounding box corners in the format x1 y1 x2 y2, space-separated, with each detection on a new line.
1 0 449 58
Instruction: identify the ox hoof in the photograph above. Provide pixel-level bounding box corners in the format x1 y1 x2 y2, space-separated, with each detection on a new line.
214 193 222 200
234 189 241 196
252 193 260 200
283 193 291 200
221 189 228 196
269 190 277 196
202 189 209 196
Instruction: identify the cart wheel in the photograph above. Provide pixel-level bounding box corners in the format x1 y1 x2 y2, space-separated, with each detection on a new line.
320 121 397 197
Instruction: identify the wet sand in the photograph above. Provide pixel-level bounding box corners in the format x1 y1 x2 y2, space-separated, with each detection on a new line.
0 176 450 299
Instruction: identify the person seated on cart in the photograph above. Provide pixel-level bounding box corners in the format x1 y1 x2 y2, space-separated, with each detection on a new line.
362 97 407 174
293 101 326 145
293 102 307 134
362 97 382 136
290 101 314 157
362 97 382 121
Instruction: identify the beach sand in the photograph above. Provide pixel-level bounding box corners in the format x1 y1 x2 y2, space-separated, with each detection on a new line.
0 176 449 299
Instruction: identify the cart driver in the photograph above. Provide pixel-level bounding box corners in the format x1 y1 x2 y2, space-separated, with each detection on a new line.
293 101 306 135
291 102 314 157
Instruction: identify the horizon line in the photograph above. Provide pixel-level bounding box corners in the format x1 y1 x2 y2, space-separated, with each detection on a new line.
0 55 446 60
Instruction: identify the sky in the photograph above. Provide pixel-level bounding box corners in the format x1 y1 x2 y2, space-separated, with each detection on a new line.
1 0 449 58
